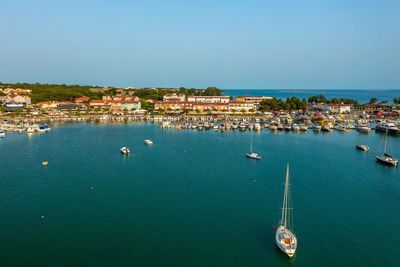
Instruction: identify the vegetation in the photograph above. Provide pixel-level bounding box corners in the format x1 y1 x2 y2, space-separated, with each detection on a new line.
368 97 378 104
0 82 104 103
259 97 307 111
394 97 399 105
307 94 359 105
0 82 223 104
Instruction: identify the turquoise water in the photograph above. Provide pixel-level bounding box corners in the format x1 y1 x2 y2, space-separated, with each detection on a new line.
1 123 399 266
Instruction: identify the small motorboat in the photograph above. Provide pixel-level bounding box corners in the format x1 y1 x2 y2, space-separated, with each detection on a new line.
120 147 130 154
246 153 262 160
144 139 153 145
0 131 5 137
356 144 369 151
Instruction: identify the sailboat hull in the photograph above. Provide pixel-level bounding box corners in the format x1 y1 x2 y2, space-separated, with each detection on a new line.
376 155 398 167
275 225 297 257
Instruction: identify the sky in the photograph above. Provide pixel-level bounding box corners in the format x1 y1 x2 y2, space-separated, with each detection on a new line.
0 0 399 89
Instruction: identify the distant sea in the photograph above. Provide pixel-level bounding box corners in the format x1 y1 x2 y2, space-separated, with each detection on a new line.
223 89 400 104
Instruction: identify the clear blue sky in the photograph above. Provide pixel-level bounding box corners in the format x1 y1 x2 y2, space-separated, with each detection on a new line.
0 0 399 89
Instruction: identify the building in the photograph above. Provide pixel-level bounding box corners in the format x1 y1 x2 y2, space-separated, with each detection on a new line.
57 104 82 110
324 104 352 113
37 101 74 109
75 96 90 104
235 94 272 104
89 100 114 109
365 104 395 113
192 102 229 112
228 101 257 112
163 93 186 102
187 96 230 103
121 101 141 110
154 101 193 111
1 94 31 106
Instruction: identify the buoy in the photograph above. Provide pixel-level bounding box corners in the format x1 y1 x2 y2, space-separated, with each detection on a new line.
41 216 45 220
90 186 94 190
272 225 275 230
42 161 48 166
253 179 256 183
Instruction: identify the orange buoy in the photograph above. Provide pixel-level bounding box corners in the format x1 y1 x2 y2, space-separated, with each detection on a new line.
42 161 48 166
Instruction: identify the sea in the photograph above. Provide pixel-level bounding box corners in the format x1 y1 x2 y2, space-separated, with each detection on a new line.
223 89 400 104
0 122 399 266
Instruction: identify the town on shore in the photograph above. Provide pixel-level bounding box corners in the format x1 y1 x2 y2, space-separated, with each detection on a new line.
0 83 399 135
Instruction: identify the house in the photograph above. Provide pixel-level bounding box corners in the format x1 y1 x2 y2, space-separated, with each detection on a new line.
324 104 351 113
89 100 114 109
121 101 141 110
235 94 272 104
154 101 193 111
365 104 395 113
192 102 229 112
57 104 82 110
1 94 31 106
187 96 230 103
228 101 256 112
75 96 90 103
163 93 186 102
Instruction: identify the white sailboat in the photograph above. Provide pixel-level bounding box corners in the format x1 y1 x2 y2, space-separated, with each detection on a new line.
246 131 261 159
376 130 398 167
276 164 297 257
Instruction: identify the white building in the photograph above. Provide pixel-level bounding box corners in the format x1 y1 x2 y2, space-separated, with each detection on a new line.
324 104 351 113
228 101 256 112
163 93 186 102
187 95 230 103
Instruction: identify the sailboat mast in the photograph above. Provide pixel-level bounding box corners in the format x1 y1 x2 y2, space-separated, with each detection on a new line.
384 129 388 153
281 164 289 228
250 132 253 153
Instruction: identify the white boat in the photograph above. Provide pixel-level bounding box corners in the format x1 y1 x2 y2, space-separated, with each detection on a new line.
376 130 398 167
269 125 278 131
120 147 130 154
312 125 321 132
26 127 35 133
246 132 261 160
356 144 369 151
356 124 371 134
291 124 300 132
144 139 153 145
275 164 297 257
299 125 308 132
375 123 400 135
0 131 5 137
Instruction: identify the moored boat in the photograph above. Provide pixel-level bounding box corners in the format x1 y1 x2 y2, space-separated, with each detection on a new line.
144 139 153 145
275 164 297 257
120 147 130 154
356 144 369 151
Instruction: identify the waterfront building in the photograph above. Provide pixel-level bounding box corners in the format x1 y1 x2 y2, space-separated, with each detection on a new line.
235 94 272 104
121 101 141 110
163 93 186 102
228 101 256 112
187 95 230 103
75 96 90 103
154 101 193 111
192 102 228 112
89 100 114 109
0 94 31 106
324 103 352 114
365 104 396 113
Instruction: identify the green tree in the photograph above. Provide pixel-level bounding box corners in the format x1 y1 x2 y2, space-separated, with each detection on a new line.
368 97 378 104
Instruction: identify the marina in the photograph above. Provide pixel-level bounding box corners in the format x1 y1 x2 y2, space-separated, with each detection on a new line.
0 122 399 266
